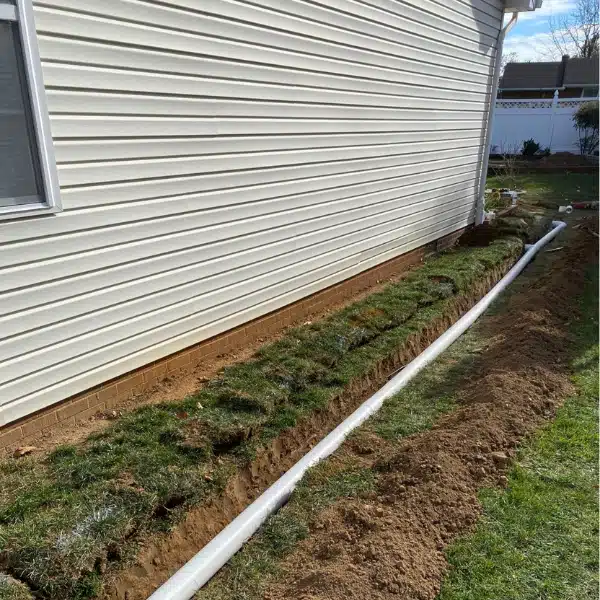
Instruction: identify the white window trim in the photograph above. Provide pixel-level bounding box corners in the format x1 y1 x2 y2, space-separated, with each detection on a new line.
0 0 61 220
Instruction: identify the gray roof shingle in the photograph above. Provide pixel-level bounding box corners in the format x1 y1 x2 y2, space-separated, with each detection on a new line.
501 56 598 90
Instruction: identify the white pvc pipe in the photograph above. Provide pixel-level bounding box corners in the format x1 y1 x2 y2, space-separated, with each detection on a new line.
149 221 566 600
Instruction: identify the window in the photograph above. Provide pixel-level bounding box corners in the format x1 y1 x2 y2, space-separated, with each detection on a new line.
582 87 599 98
0 0 60 218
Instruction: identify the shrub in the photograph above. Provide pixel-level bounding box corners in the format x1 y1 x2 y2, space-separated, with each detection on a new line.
521 138 541 157
573 101 599 155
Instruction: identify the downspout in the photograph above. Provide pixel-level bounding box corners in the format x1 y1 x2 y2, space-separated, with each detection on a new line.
475 11 519 225
149 221 567 600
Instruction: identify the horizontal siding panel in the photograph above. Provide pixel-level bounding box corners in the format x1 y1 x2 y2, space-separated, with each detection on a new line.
1 173 479 314
34 1 495 67
49 116 488 142
38 37 493 92
240 0 500 41
363 0 502 29
0 205 475 403
0 161 478 245
55 150 483 208
1 179 478 336
34 9 494 82
41 64 487 108
1 158 480 280
52 131 482 163
46 92 486 121
56 140 482 187
0 194 476 363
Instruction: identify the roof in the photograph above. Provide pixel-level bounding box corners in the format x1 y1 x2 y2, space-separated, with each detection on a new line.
501 57 598 91
563 57 599 86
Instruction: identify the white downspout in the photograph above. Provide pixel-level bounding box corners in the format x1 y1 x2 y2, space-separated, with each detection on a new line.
476 12 519 225
149 221 567 600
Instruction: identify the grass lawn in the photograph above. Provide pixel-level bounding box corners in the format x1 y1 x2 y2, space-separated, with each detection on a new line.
438 264 599 600
487 172 598 208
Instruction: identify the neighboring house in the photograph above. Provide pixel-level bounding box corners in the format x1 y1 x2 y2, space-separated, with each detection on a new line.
0 0 542 441
499 55 600 98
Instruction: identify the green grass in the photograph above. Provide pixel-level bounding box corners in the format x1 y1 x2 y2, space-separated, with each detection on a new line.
0 576 33 600
0 238 522 600
487 173 598 208
438 264 599 600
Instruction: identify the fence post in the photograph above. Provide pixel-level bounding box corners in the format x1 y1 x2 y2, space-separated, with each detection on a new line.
548 89 559 152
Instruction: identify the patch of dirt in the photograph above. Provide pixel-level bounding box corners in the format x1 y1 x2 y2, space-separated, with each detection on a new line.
18 263 430 456
102 262 515 600
263 221 596 600
538 152 597 167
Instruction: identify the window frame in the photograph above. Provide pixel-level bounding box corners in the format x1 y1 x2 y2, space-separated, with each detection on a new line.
0 0 61 219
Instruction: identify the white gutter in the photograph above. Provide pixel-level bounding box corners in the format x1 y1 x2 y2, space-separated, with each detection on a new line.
149 220 567 600
475 11 519 225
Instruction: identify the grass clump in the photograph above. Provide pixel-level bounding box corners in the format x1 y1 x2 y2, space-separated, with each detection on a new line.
0 575 34 600
0 238 522 599
438 265 599 600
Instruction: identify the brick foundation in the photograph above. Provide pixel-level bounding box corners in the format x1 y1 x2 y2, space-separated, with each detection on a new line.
0 228 466 450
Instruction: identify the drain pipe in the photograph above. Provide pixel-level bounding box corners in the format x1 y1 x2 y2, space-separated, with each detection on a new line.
476 11 519 225
149 221 566 600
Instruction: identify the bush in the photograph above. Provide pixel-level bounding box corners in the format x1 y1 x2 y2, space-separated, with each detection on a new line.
573 101 599 155
521 138 541 157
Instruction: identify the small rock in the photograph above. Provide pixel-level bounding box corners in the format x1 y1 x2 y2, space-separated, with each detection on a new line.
375 507 384 517
152 556 161 566
491 451 510 466
13 445 37 458
107 410 119 419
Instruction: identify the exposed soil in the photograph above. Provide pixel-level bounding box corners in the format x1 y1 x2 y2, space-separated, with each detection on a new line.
262 219 597 600
102 261 516 600
19 263 428 456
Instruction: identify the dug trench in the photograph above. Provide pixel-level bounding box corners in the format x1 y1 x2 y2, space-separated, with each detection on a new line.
0 237 523 600
197 218 598 600
103 245 520 600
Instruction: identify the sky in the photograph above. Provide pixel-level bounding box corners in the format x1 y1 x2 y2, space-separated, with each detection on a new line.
502 0 579 62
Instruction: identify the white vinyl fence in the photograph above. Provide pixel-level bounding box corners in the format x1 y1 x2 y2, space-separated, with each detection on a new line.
491 91 594 154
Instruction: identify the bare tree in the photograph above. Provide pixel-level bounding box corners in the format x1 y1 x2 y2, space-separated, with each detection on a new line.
549 0 599 58
501 51 519 75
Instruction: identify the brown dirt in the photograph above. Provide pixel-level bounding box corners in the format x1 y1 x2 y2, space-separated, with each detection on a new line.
262 220 597 600
21 263 430 457
102 261 516 600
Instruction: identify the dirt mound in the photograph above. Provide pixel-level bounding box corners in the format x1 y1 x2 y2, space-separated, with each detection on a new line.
264 223 596 600
539 152 596 167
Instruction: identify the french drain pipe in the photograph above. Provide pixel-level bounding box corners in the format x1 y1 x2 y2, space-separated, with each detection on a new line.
476 11 519 226
149 220 566 600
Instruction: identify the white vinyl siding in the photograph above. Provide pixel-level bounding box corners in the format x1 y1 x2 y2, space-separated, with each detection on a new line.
0 0 502 425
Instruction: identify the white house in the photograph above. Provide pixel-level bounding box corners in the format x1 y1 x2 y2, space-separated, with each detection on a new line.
0 0 542 435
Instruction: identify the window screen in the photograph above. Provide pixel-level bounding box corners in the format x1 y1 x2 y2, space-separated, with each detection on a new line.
0 18 43 206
